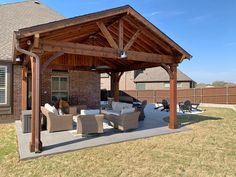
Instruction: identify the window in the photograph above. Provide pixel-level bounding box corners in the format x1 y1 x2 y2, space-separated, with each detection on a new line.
136 83 145 90
177 83 183 88
164 83 170 88
164 82 183 88
51 76 69 104
0 66 7 104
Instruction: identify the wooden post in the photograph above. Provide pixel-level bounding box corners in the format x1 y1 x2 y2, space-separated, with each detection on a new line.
29 57 36 152
169 64 178 129
35 55 42 153
21 66 28 110
29 54 42 153
110 72 121 102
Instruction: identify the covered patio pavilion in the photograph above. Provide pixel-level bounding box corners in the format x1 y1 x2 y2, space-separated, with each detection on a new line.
13 5 192 153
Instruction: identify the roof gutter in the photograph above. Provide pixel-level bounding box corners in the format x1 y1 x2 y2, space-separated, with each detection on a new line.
15 40 41 153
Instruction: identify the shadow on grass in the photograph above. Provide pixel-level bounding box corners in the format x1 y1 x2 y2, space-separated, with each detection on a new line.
163 114 223 127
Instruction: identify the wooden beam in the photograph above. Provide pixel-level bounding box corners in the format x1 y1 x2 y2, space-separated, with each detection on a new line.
41 51 64 73
119 62 159 72
41 40 176 64
118 19 124 50
97 21 118 49
17 5 129 38
33 34 40 48
128 9 192 59
124 30 141 50
21 66 28 110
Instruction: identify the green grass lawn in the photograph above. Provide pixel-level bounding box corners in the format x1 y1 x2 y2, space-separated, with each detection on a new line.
0 108 236 177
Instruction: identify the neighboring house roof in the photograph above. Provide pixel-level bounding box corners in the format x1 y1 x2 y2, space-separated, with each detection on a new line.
134 67 194 82
0 0 64 61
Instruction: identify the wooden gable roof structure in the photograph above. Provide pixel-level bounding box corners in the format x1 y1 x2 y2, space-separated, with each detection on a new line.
13 5 192 153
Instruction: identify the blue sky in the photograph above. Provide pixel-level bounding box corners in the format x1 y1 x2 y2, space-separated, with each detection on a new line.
1 0 236 83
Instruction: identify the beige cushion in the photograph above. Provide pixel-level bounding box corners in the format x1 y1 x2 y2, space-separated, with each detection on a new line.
120 108 135 115
101 109 120 116
81 109 100 115
112 102 133 112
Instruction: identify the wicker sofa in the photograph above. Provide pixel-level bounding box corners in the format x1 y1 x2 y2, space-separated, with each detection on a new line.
101 102 140 131
77 112 104 135
41 106 73 132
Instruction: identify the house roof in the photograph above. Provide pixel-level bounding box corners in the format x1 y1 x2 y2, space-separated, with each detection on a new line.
0 0 64 61
134 67 194 82
14 5 192 72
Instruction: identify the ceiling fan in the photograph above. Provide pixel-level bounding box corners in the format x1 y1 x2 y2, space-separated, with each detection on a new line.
76 65 111 71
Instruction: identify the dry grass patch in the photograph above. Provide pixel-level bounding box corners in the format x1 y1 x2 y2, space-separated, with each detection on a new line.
0 107 235 177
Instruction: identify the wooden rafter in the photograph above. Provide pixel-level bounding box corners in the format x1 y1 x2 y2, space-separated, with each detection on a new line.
41 40 176 64
96 21 118 49
124 30 141 50
118 19 124 50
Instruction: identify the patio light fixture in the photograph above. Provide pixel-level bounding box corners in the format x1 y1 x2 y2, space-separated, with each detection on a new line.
119 50 128 59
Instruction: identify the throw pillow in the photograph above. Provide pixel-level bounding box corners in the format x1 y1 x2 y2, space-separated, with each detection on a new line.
44 103 53 112
58 108 64 115
52 106 59 115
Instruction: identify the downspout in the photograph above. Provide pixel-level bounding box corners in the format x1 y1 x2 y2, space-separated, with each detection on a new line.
15 40 41 152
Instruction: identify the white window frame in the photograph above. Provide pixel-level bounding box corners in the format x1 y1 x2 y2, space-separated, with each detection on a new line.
51 76 69 102
164 83 170 88
0 66 7 105
177 82 183 88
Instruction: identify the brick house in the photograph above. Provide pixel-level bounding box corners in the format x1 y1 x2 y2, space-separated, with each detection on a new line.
0 1 100 122
101 67 195 90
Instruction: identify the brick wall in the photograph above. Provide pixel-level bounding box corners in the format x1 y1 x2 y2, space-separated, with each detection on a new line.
0 64 22 123
0 67 100 123
41 69 100 109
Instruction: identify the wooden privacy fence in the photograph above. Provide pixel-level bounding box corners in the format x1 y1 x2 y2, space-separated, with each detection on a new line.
116 86 236 104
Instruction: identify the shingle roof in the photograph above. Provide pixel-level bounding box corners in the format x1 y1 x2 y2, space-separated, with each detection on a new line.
0 0 64 61
134 67 193 82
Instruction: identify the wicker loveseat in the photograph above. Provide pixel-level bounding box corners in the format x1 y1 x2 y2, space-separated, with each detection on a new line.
41 106 73 132
101 102 140 131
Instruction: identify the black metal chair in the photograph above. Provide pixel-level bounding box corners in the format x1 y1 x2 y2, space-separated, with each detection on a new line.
179 100 192 113
137 100 147 121
155 99 169 112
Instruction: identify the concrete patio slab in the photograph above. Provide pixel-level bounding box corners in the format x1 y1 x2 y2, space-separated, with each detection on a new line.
16 104 191 160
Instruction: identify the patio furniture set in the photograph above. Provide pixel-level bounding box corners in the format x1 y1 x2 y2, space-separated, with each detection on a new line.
22 100 147 135
155 99 200 113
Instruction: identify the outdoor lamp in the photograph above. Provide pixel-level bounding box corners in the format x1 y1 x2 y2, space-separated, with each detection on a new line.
120 50 128 59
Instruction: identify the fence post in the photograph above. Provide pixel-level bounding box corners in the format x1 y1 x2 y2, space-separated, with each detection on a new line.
226 86 229 104
194 88 196 103
201 88 203 103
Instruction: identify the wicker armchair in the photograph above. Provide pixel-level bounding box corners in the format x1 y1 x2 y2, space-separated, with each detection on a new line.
41 106 73 132
77 114 104 134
